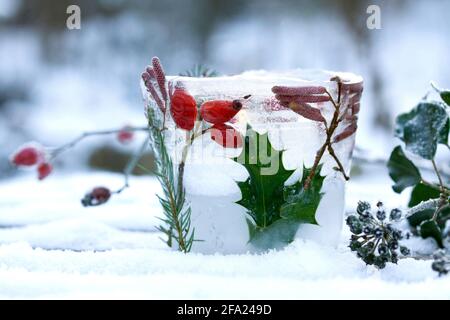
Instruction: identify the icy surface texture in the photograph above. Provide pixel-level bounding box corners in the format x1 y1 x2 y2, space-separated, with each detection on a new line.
142 69 363 253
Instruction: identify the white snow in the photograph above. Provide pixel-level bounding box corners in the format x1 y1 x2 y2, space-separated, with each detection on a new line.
0 171 448 299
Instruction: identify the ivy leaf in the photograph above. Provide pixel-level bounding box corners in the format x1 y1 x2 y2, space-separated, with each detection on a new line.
234 125 296 228
387 146 421 193
441 91 450 106
408 183 441 207
438 118 449 145
280 165 325 225
408 209 434 228
395 102 448 160
419 219 443 248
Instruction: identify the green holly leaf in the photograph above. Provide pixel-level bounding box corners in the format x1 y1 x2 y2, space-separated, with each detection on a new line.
234 126 295 228
408 183 441 207
387 146 421 193
441 91 450 106
280 165 325 225
419 219 444 248
395 102 448 160
246 218 303 250
235 125 324 249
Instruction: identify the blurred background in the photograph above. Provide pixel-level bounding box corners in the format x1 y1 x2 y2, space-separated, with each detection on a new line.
1 0 450 180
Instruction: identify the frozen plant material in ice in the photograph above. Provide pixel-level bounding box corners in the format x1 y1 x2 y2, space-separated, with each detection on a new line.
142 62 363 254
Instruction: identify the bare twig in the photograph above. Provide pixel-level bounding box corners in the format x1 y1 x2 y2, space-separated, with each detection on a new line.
305 79 350 188
47 125 149 196
115 136 150 194
432 159 445 193
49 126 148 159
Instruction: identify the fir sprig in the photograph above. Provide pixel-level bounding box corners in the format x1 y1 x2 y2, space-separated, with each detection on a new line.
180 64 218 78
147 108 196 253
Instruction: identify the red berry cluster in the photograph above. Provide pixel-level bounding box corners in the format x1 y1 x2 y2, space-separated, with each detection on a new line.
170 90 247 148
142 57 249 149
10 143 53 181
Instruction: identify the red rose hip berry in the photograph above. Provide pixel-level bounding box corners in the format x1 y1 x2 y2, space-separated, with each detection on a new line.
37 162 52 180
117 126 134 144
81 187 111 207
170 87 197 131
11 146 43 167
210 124 243 148
200 100 243 124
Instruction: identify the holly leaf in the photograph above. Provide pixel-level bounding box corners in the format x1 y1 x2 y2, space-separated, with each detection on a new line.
419 219 444 248
395 102 448 160
246 218 303 250
280 165 325 225
234 125 296 228
235 125 324 249
408 183 441 207
387 146 421 193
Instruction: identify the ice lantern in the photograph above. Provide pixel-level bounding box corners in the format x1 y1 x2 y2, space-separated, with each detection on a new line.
142 69 363 254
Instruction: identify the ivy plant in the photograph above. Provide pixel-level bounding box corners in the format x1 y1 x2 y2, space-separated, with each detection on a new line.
387 83 450 248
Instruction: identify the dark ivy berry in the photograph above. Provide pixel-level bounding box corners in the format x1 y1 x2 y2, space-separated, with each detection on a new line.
388 240 399 250
400 246 410 256
392 230 403 241
390 208 402 221
385 224 393 233
374 228 383 238
378 244 388 256
360 210 372 219
376 201 383 208
357 201 371 215
376 210 386 221
391 252 398 264
363 226 373 235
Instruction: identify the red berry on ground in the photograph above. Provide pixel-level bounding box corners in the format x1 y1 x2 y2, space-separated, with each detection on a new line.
210 124 243 148
170 87 197 131
117 126 134 144
37 162 52 180
200 100 243 124
81 187 111 207
11 146 43 167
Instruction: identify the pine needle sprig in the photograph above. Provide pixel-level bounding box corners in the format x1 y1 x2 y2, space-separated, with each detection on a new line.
180 64 218 78
147 108 196 253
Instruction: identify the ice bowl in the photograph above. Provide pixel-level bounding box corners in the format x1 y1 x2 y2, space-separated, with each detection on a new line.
142 69 363 254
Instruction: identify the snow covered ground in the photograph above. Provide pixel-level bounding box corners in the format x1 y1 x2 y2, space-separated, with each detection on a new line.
0 170 449 299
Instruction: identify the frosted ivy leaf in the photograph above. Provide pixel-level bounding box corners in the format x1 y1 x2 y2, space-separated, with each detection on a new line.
395 102 449 160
